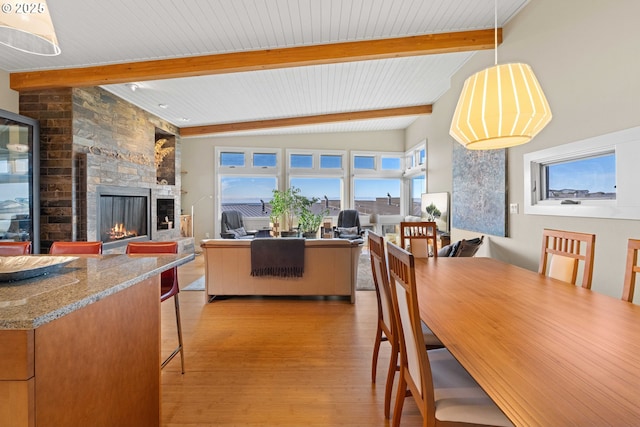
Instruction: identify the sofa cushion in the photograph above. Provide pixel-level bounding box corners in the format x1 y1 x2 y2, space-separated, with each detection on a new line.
337 226 360 239
229 226 248 238
437 244 454 257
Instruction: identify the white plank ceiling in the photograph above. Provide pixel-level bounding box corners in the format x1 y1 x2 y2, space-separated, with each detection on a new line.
0 0 531 136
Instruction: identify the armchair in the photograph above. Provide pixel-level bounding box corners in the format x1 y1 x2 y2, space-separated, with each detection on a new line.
220 210 256 239
334 209 364 240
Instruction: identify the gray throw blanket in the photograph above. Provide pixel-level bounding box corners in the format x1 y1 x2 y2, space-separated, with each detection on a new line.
250 238 305 277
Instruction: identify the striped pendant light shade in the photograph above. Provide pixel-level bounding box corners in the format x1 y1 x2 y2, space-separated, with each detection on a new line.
450 63 552 150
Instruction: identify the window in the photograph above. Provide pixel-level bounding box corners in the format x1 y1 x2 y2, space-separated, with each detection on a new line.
352 152 403 175
215 147 281 225
404 141 427 216
287 150 346 212
320 154 342 169
220 176 277 218
351 151 404 216
404 142 426 174
253 153 277 168
381 156 401 170
418 148 426 165
354 155 375 170
353 178 401 215
220 152 245 167
543 153 615 200
219 148 280 172
524 125 640 220
290 177 342 215
290 153 313 168
410 175 426 216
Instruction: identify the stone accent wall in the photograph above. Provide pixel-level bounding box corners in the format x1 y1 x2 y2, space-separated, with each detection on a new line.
19 87 184 253
19 89 74 250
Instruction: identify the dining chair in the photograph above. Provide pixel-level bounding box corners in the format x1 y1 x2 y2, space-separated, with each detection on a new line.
622 239 640 302
538 228 595 289
385 241 513 427
49 241 103 255
126 241 184 373
399 221 438 259
0 241 31 255
368 232 443 419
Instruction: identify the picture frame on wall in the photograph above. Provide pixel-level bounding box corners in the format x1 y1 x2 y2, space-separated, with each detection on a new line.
452 143 507 237
421 192 450 232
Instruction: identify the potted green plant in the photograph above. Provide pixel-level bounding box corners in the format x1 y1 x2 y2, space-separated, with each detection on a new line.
297 195 329 239
270 186 303 237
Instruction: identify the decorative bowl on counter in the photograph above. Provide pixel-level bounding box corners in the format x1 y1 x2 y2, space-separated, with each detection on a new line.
0 256 78 282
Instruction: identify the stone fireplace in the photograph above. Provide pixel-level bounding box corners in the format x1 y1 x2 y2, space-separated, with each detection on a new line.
19 86 192 254
96 185 151 250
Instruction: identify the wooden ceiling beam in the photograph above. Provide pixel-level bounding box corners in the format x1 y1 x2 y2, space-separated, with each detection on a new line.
10 28 501 91
180 105 432 137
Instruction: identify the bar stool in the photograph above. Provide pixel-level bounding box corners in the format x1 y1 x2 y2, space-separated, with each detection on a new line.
0 241 31 255
126 241 184 373
50 241 103 254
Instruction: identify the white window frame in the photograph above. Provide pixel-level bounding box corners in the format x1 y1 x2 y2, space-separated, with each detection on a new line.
217 147 281 174
215 147 282 237
403 141 427 217
351 151 404 177
286 149 347 212
524 126 640 219
286 149 346 177
404 141 426 176
351 150 405 217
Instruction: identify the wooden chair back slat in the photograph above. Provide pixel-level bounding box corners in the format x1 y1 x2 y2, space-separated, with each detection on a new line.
399 221 438 259
622 239 640 302
538 228 595 289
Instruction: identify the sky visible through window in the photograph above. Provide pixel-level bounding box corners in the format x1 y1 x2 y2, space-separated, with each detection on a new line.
221 176 276 203
546 153 615 197
221 154 405 204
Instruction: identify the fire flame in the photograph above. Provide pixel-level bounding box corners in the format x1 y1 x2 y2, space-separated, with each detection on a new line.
108 223 138 240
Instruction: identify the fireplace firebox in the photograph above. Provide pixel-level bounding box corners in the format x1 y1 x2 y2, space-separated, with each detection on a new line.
96 186 151 249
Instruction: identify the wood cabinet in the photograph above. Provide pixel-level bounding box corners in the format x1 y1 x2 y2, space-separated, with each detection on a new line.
0 278 159 427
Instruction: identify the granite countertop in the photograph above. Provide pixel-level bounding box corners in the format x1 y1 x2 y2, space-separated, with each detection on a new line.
0 253 194 329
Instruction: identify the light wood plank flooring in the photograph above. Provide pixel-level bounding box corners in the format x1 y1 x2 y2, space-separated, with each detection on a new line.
162 254 424 426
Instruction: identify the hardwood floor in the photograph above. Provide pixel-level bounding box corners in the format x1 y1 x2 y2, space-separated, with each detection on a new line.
162 254 424 426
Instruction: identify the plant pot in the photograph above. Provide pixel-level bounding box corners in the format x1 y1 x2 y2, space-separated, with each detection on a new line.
280 230 299 238
302 231 318 239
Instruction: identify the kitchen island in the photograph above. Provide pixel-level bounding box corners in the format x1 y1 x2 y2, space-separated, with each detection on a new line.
0 252 193 427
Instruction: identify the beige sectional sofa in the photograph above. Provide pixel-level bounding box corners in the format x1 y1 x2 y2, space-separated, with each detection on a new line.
200 238 362 303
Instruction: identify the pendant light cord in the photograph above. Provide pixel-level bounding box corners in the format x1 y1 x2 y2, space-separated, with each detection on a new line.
494 0 498 65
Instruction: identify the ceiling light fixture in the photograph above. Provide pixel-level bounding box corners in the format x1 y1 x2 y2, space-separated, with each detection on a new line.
0 0 60 56
449 0 551 150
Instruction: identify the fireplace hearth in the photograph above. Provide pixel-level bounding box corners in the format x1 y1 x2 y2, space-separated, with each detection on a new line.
96 186 151 249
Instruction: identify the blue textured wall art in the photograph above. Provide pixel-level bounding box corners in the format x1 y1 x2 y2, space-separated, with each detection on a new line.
452 143 507 237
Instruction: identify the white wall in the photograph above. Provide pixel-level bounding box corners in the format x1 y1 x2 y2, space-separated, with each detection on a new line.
409 0 640 299
0 69 19 113
181 130 405 246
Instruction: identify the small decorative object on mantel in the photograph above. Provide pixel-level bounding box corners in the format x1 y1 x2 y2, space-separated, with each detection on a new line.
154 138 174 168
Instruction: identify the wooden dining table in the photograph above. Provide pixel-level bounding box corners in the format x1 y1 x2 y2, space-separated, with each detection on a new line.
414 256 640 427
